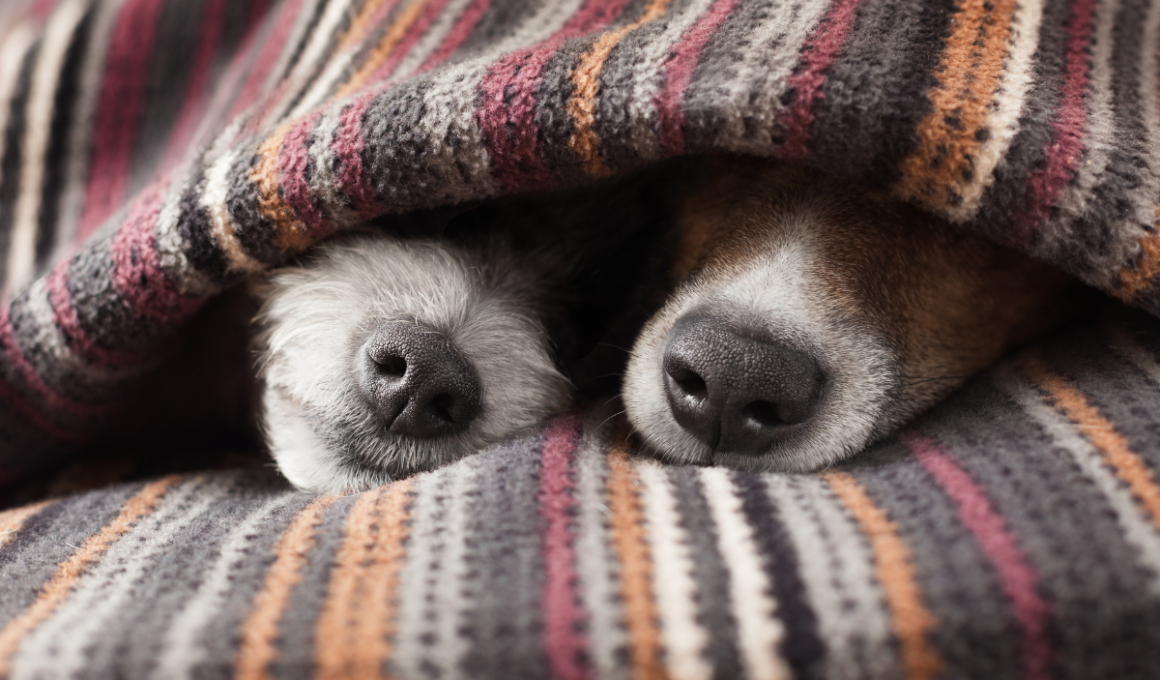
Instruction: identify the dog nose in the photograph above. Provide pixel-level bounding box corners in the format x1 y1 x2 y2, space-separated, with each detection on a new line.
662 315 824 455
359 322 481 438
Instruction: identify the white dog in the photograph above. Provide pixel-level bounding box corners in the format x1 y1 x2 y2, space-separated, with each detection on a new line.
255 174 678 494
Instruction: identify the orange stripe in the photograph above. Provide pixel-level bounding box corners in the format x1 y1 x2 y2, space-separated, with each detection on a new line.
338 0 396 53
0 476 178 676
1021 351 1160 530
606 438 667 680
337 0 430 97
249 121 311 252
235 494 338 680
894 0 1019 212
314 480 412 680
825 472 942 680
1116 207 1160 302
0 499 55 549
567 0 673 177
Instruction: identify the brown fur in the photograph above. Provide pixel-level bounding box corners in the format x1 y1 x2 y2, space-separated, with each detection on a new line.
624 157 1089 470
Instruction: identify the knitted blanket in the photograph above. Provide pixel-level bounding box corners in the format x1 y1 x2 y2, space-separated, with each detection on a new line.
2 0 1160 677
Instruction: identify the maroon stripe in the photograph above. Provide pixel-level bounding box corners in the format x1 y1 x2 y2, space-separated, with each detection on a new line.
0 305 114 417
654 0 740 155
76 0 167 242
538 415 590 680
46 264 154 369
228 0 307 121
905 433 1053 680
110 181 206 325
159 0 230 170
415 0 493 74
277 112 335 242
0 371 82 443
778 0 864 160
332 93 381 218
476 0 634 189
31 0 61 21
1011 0 1097 244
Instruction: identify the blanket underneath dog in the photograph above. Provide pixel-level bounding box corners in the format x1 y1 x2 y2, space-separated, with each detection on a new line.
2 0 1160 678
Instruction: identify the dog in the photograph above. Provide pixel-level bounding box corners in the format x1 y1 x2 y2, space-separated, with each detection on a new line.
254 172 678 494
623 158 1085 472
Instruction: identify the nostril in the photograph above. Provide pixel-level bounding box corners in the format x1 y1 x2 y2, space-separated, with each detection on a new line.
428 393 455 423
374 354 407 377
742 400 781 428
668 366 708 401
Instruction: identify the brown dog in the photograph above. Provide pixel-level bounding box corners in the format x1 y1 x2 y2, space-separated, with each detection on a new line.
623 158 1085 472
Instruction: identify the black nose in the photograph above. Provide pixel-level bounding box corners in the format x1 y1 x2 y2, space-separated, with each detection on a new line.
359 322 481 439
662 315 824 455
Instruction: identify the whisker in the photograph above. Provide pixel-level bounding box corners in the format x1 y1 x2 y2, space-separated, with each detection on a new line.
598 409 628 430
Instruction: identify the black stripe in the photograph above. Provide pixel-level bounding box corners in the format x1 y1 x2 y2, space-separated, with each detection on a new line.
807 0 958 189
667 466 744 680
733 471 825 680
0 36 42 287
35 5 95 279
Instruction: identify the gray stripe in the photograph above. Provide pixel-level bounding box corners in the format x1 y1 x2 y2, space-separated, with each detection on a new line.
1042 319 1160 471
762 474 898 680
11 475 232 680
851 439 1020 680
456 432 547 680
391 460 481 680
992 358 1160 598
268 491 360 680
151 481 303 680
574 422 629 680
0 481 143 624
80 475 294 680
666 465 743 680
926 358 1160 680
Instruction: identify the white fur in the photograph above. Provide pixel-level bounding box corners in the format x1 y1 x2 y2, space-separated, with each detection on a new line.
257 233 572 494
623 221 896 471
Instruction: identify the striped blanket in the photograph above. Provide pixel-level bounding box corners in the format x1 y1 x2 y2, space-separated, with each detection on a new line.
3 311 1160 679
2 0 1160 677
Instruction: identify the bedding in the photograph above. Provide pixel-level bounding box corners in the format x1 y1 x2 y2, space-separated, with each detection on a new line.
1 0 1160 677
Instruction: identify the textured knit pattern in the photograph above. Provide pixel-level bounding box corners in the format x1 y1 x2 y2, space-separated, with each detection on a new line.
3 309 1160 679
2 0 1160 473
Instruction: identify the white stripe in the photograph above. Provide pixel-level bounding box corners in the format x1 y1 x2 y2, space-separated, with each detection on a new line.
574 425 629 680
304 100 361 227
266 0 353 125
949 0 1045 221
49 0 126 267
10 475 238 680
151 491 300 680
6 0 87 292
392 457 481 680
622 0 719 163
201 148 264 273
711 0 831 155
389 0 476 80
764 474 898 680
153 167 217 297
993 359 1160 595
637 460 712 680
0 28 37 285
699 467 788 680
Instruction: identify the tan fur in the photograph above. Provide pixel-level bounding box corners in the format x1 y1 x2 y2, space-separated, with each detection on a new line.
624 157 1087 470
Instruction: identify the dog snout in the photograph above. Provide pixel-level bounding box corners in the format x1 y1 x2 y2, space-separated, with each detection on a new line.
359 322 482 438
661 315 824 455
